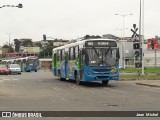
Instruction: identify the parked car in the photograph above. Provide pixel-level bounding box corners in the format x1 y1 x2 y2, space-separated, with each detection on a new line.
8 64 21 74
0 64 9 75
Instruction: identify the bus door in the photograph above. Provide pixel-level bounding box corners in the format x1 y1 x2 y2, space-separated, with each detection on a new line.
65 52 69 79
53 53 57 76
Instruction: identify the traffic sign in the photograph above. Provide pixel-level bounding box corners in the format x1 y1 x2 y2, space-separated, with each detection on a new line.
131 24 139 42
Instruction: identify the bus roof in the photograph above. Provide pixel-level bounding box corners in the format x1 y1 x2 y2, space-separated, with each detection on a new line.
2 56 39 62
52 38 116 52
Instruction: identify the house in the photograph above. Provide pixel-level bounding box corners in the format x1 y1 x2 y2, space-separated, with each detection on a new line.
41 39 69 47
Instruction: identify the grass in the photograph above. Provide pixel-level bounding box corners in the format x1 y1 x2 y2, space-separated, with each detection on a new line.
119 67 160 80
120 67 160 73
120 74 160 80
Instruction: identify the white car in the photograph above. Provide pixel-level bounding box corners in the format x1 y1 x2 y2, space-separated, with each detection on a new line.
8 64 21 74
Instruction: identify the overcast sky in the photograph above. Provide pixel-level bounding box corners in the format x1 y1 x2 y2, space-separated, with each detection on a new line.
0 0 159 46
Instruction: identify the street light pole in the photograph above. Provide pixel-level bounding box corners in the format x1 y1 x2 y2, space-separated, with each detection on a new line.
1 3 23 53
6 33 11 53
115 13 132 68
115 28 123 68
115 14 132 40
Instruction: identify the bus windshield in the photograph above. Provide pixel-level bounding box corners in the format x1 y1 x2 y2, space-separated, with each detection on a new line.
84 47 119 66
28 58 39 66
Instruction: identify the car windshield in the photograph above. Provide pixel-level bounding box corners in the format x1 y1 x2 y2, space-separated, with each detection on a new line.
10 64 20 68
84 47 119 66
0 65 7 68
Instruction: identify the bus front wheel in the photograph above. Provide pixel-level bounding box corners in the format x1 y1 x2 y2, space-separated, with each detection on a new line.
75 73 81 85
102 80 109 86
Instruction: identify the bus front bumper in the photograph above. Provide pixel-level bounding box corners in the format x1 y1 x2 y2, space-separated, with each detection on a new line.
83 73 119 81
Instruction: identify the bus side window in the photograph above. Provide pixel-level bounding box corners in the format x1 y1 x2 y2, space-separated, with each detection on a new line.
73 47 75 60
57 51 59 61
57 50 62 61
60 50 62 61
75 46 79 59
69 48 71 60
69 47 75 60
62 49 65 60
65 52 69 60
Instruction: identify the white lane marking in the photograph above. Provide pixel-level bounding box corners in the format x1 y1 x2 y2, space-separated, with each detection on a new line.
0 77 19 81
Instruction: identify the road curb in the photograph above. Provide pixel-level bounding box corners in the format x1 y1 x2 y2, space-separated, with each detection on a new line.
135 83 160 88
120 78 160 81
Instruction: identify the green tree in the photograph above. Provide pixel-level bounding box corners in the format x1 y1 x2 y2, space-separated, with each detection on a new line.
14 39 21 52
21 39 33 47
83 35 101 39
34 42 42 47
39 42 54 58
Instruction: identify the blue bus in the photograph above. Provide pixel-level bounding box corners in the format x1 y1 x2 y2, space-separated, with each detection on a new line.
24 56 39 72
2 56 39 72
52 39 120 86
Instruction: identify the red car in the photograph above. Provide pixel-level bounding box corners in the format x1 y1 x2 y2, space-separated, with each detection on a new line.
0 65 9 75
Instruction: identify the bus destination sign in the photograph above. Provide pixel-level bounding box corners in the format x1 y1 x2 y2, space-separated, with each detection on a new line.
85 41 117 47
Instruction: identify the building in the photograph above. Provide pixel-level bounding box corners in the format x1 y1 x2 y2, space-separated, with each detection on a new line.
102 34 119 40
39 58 52 69
41 39 69 47
6 52 39 59
0 48 9 58
0 49 2 58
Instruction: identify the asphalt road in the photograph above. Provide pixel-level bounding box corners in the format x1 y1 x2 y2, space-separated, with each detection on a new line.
0 70 160 120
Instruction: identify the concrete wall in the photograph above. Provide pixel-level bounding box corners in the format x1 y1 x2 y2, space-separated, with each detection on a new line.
117 42 160 67
39 58 52 69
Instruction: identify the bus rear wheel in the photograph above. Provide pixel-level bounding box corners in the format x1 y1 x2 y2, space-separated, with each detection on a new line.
58 71 63 81
102 80 109 86
75 73 81 85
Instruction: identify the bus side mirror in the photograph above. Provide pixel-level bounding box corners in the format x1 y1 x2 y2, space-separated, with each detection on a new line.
82 49 85 55
116 49 120 59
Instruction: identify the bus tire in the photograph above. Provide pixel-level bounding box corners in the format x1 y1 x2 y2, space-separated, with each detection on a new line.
58 71 63 81
35 70 37 72
102 80 109 86
75 73 81 85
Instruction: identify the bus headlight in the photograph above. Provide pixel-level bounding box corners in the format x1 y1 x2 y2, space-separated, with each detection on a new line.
111 66 117 73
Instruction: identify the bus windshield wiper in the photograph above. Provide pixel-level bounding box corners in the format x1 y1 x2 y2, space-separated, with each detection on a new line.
92 47 102 66
105 46 111 56
92 47 99 57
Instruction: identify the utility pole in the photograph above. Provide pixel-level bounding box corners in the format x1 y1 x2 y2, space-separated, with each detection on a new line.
6 33 11 53
139 0 145 75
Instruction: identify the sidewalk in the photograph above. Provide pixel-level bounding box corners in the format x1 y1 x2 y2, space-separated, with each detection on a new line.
135 80 160 88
